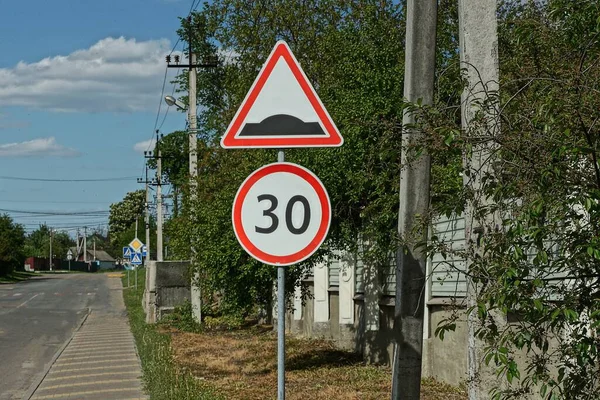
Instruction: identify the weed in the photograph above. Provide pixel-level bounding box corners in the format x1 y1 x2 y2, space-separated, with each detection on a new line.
160 301 203 333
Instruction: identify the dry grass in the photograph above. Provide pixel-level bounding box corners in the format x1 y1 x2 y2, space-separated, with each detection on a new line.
168 326 466 400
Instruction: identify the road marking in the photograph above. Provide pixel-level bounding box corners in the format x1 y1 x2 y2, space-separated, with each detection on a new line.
43 371 140 382
13 293 22 297
16 293 40 309
35 378 139 391
54 357 137 367
32 386 143 399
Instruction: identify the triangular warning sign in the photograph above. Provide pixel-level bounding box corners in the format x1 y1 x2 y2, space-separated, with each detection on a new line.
221 41 343 149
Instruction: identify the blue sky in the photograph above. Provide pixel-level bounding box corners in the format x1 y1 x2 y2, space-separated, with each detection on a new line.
0 0 198 237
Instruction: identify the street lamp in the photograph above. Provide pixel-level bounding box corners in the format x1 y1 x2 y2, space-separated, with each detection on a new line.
164 95 186 111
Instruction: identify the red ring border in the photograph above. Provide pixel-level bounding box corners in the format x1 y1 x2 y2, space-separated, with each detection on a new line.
232 162 331 266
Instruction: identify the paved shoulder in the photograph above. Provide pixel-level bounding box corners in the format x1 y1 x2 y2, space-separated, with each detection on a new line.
29 275 147 400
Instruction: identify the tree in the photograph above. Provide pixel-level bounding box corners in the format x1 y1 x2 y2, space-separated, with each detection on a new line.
147 130 189 217
109 190 156 258
0 215 25 276
164 0 462 317
108 190 145 244
24 224 74 260
427 1 600 398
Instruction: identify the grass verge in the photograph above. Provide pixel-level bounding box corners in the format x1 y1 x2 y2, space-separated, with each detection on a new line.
168 326 466 400
120 269 465 399
0 270 37 283
121 268 220 400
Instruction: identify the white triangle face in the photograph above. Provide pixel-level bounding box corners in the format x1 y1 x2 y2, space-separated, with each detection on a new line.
221 40 343 148
235 57 325 138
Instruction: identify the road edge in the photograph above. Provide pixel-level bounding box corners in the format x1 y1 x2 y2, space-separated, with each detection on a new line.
21 307 91 400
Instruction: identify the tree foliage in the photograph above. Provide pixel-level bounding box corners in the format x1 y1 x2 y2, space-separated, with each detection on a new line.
108 190 154 257
163 0 462 317
24 224 74 261
427 1 600 398
0 214 25 276
109 190 146 242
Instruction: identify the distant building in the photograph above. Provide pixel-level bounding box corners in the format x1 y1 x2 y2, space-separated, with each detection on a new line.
69 247 116 270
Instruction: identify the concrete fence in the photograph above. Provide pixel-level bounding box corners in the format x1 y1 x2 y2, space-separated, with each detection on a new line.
143 260 191 324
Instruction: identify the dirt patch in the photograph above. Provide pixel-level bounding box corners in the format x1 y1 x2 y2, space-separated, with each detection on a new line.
169 327 466 400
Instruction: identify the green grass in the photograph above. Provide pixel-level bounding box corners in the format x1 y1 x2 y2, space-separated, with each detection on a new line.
0 270 37 283
121 268 220 400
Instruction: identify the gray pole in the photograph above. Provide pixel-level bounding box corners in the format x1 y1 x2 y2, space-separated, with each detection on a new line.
458 1 501 398
83 227 87 263
157 142 164 262
145 164 151 261
391 0 437 398
277 150 285 400
49 228 53 271
189 50 202 324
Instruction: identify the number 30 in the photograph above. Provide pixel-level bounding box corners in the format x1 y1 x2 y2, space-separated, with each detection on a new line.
255 194 311 235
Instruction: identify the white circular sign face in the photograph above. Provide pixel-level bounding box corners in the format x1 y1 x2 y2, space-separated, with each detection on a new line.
232 162 331 266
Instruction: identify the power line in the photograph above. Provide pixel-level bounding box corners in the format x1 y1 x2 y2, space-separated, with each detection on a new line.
0 175 137 182
0 208 109 216
0 200 111 205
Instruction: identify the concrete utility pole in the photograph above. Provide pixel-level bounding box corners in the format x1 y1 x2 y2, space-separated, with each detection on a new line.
76 228 81 259
458 1 501 399
156 132 164 262
93 237 96 261
165 16 217 324
49 228 53 271
145 164 151 261
83 227 87 263
139 158 154 261
189 50 202 323
391 0 437 398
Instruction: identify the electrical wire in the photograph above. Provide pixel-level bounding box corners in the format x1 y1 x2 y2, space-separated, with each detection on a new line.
0 208 109 216
0 200 111 205
0 175 137 182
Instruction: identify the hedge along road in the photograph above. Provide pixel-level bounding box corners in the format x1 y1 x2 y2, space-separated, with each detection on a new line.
0 273 120 399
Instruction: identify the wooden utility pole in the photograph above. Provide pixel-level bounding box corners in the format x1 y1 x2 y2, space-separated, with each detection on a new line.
391 1 437 398
458 1 501 398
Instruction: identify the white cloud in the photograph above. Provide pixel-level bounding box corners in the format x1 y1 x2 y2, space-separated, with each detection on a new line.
0 37 178 113
0 137 80 157
133 138 157 154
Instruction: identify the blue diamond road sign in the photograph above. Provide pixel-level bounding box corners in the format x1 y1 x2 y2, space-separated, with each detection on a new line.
123 247 132 259
130 252 143 265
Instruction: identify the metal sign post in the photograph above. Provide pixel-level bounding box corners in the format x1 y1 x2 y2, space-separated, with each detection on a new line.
277 150 285 400
223 40 340 400
66 249 73 272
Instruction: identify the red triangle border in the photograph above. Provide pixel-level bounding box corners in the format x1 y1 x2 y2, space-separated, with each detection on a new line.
221 41 343 148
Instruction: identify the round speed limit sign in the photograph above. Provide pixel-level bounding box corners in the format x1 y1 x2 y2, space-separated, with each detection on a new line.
232 162 331 266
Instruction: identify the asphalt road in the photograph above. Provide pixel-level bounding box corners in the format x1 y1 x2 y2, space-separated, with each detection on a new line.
0 273 114 400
